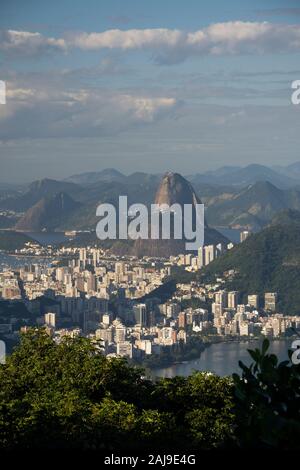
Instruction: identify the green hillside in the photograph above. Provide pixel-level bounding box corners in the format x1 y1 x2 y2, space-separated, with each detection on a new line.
201 210 300 314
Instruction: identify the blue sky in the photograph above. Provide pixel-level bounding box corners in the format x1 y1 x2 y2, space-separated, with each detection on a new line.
1 0 300 182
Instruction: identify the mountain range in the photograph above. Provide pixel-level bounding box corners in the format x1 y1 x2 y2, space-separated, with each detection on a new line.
2 162 300 235
64 163 300 189
1 179 80 212
7 172 228 256
188 164 299 189
205 181 300 230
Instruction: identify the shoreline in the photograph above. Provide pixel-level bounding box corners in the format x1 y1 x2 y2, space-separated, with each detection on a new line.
145 335 296 371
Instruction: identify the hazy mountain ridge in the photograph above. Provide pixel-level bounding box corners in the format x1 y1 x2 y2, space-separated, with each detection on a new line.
206 181 300 230
15 192 80 231
63 162 300 189
0 179 81 212
189 164 299 189
64 168 125 186
2 162 300 233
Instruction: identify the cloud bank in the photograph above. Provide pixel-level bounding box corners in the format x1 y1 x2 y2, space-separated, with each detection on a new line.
0 30 66 56
1 22 300 62
0 83 179 140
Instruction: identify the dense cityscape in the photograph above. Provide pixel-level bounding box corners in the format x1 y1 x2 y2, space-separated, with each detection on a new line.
1 228 299 369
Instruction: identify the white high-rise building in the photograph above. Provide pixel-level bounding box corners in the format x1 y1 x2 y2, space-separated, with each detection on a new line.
215 290 228 307
228 291 239 309
248 294 259 309
265 292 278 311
204 245 216 265
240 231 250 243
197 247 205 268
44 312 56 328
115 262 125 275
79 248 87 262
133 304 147 326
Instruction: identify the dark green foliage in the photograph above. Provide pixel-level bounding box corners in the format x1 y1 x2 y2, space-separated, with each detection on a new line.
233 338 300 449
181 297 212 311
167 266 197 284
0 329 234 450
1 330 300 450
138 279 177 303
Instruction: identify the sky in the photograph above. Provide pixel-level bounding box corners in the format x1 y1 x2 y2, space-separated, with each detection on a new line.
1 0 300 183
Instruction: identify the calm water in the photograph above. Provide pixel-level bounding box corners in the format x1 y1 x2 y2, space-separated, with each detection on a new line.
0 252 52 269
216 227 241 244
26 232 70 245
153 339 292 378
20 229 241 246
30 230 241 245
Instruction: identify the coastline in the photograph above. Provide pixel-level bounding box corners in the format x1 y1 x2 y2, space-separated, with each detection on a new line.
141 335 296 372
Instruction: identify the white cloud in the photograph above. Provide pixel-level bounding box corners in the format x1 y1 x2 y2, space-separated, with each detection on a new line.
0 29 66 56
0 82 179 139
115 95 177 121
70 28 185 50
1 22 300 62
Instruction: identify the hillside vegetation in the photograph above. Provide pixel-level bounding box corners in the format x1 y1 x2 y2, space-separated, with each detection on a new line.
0 330 299 450
201 210 300 314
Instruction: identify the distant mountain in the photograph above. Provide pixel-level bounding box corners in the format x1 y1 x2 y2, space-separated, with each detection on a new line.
69 163 296 190
125 172 161 186
15 192 80 231
4 163 300 234
128 172 228 257
206 181 300 230
63 162 300 192
227 164 298 188
65 169 162 189
202 210 300 314
1 176 160 233
187 166 241 183
65 169 125 186
188 164 298 189
56 179 160 231
273 161 300 181
0 179 81 212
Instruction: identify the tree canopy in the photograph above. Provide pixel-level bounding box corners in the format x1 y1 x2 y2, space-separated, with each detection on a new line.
0 330 299 450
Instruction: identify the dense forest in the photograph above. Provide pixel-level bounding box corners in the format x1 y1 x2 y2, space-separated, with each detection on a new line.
0 330 299 450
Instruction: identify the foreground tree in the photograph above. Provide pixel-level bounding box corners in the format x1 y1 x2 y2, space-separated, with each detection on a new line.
2 329 299 449
233 338 300 449
0 329 235 449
